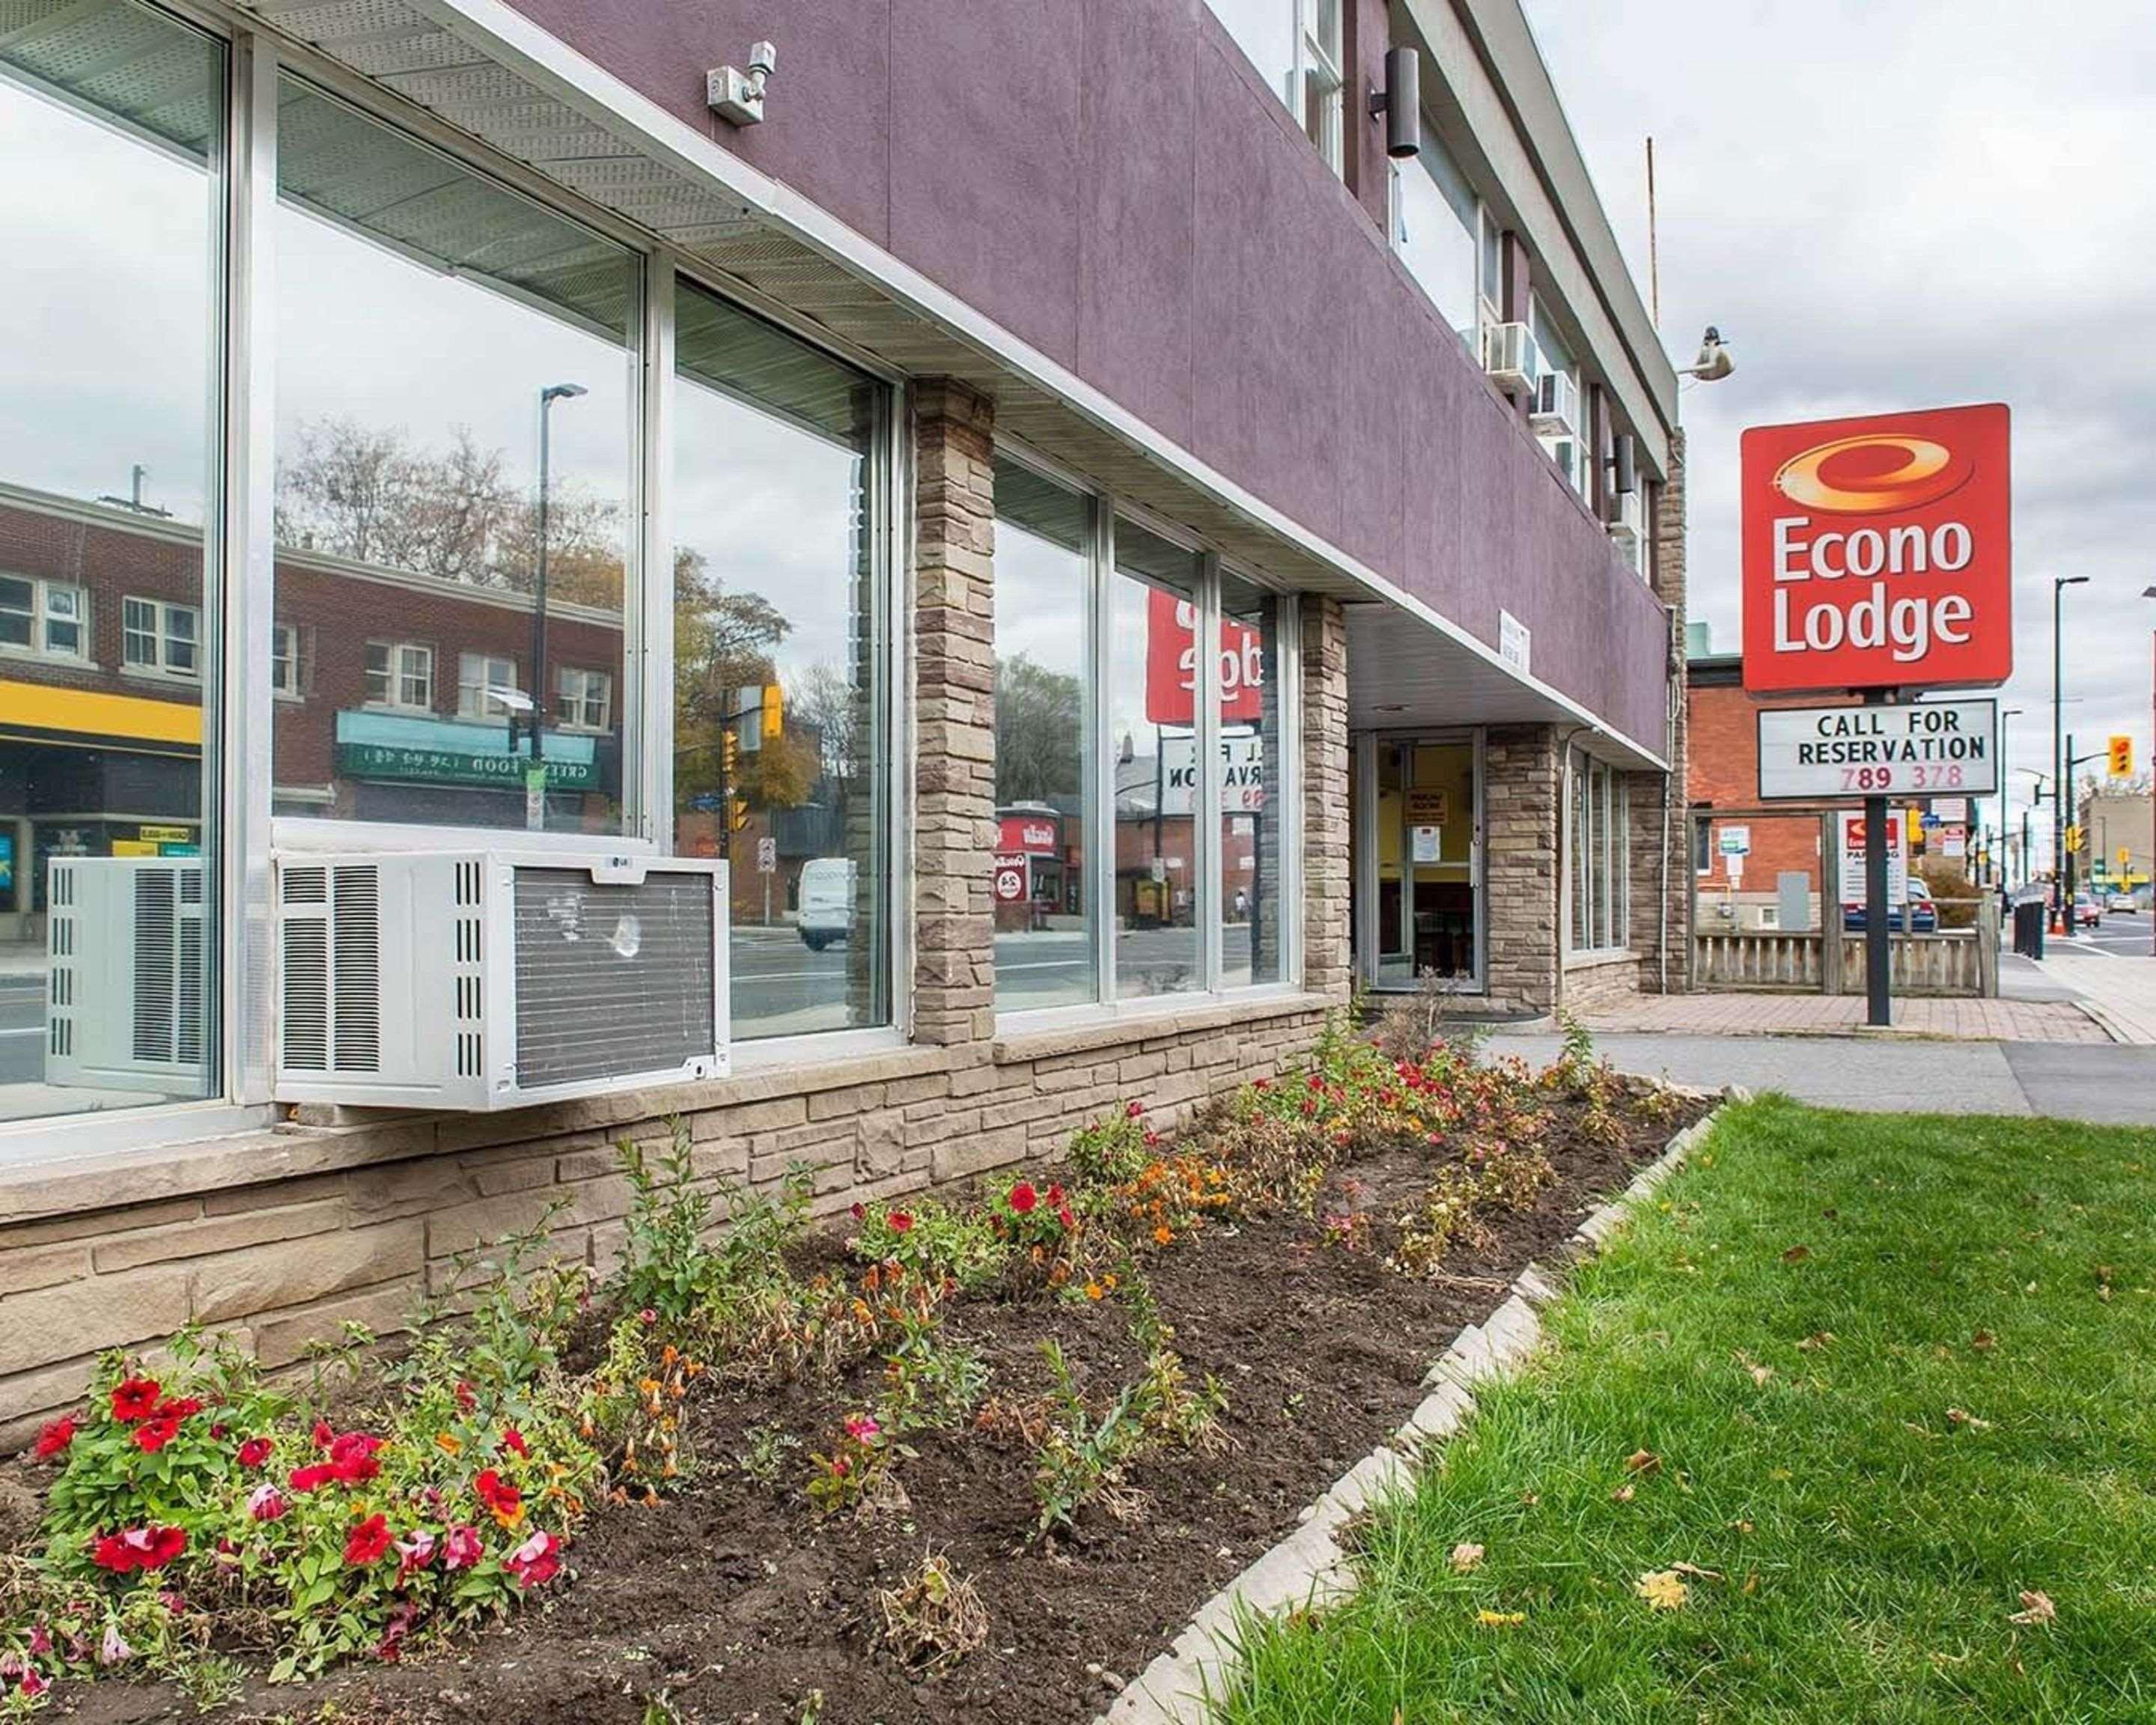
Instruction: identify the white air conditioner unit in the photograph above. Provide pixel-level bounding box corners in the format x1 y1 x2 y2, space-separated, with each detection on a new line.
1529 368 1579 435
274 849 729 1110
46 856 210 1093
1480 320 1539 395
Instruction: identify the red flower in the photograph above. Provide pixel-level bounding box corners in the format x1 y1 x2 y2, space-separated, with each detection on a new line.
1057 1205 1077 1230
288 1462 339 1492
32 1414 76 1459
1044 1183 1065 1206
454 1380 477 1412
311 1418 335 1449
475 1467 523 1525
109 1378 161 1423
1126 1101 1145 1119
236 1436 272 1468
849 1202 865 1220
887 1211 914 1234
499 1427 529 1458
1008 1182 1038 1215
343 1514 392 1566
153 1396 203 1421
133 1416 181 1454
505 1530 561 1589
91 1525 186 1573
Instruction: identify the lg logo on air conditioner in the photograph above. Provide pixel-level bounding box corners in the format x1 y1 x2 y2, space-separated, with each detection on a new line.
1741 404 2012 696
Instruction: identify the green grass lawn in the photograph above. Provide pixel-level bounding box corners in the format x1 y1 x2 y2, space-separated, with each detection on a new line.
1220 1098 2156 1724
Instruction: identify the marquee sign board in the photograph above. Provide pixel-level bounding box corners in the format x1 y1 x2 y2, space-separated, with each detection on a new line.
1755 699 1997 800
1741 404 2012 694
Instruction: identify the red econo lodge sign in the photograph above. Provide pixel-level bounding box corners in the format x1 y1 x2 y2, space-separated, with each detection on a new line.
1741 404 2012 694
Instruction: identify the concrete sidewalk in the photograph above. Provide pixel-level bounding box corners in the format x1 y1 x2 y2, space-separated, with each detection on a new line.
1491 1029 2156 1125
2031 949 2156 1045
1572 991 2107 1044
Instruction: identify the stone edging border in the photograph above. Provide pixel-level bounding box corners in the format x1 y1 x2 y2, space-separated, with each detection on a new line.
1094 1089 1743 1725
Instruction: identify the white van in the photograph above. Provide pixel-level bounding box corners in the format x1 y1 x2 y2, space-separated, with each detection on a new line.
797 857 854 950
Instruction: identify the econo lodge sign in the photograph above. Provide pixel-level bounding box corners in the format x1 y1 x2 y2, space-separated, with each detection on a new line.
1741 404 2012 693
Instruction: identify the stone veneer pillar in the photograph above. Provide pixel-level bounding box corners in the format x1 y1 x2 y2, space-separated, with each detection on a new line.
910 380 999 1047
1482 725 1562 1014
1300 594 1351 999
1632 427 1690 992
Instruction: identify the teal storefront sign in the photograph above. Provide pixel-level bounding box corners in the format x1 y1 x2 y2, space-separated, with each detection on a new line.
333 711 600 791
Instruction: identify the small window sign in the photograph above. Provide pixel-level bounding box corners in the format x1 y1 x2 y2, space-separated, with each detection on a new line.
1499 609 1531 675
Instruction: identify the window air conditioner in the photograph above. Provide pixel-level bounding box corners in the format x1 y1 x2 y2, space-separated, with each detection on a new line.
275 849 729 1110
46 856 209 1093
1480 320 1538 395
1529 368 1579 435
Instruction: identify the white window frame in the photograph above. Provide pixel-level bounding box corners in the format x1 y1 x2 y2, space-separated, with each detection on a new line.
271 621 303 697
1389 132 1486 351
553 664 612 732
1297 0 1345 174
456 650 520 719
1568 752 1630 957
992 439 1304 1033
0 574 90 663
121 595 202 678
364 639 433 713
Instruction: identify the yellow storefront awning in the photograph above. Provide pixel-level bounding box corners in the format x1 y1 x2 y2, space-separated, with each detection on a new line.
0 677 202 754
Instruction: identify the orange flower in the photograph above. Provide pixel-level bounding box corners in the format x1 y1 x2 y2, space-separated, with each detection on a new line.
435 1433 462 1456
1153 1225 1175 1245
1085 1282 1104 1300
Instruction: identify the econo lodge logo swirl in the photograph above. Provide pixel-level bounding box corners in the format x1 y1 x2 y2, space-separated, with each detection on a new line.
1772 431 1976 516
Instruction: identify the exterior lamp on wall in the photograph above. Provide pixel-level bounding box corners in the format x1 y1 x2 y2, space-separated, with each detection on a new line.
1368 46 1421 159
708 40 777 127
1679 326 1735 381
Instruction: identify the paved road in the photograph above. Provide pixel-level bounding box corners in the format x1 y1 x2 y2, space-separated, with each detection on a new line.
1490 1029 2156 1126
2050 918 2156 958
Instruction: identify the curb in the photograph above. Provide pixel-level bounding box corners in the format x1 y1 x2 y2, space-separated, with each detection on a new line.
1094 1094 1733 1725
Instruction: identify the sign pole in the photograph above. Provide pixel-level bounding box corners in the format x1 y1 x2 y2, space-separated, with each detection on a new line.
1864 690 1892 1027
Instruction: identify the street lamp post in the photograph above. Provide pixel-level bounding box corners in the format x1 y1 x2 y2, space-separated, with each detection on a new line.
1998 705 2023 891
2052 575 2089 928
527 382 588 831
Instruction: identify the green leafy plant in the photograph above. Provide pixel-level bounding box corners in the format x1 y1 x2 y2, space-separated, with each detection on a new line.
847 1196 1009 1292
615 1122 721 1327
1030 1341 1148 1538
1067 1102 1157 1187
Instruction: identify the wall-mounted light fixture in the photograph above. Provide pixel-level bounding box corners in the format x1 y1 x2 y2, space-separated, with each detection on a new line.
1368 46 1421 159
707 40 776 127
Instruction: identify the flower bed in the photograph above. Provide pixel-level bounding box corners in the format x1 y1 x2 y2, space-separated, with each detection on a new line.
0 1016 1708 1724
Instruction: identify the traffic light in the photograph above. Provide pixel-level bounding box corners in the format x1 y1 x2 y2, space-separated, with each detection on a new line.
2110 734 2134 777
731 797 751 833
761 683 785 742
720 728 739 782
2065 824 2085 854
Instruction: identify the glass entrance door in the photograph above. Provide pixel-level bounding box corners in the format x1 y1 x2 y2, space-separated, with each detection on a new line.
1356 734 1481 991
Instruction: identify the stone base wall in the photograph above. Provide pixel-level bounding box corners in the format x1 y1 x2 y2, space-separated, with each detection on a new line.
0 999 1330 1448
1561 952 1644 1015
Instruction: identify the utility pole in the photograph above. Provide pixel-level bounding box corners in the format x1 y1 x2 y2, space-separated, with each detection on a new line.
1862 690 1893 1028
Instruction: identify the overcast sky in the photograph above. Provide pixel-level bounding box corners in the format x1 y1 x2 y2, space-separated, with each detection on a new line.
1529 0 2156 868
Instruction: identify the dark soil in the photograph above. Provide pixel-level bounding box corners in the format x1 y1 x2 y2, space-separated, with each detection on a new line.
52 1089 1710 1725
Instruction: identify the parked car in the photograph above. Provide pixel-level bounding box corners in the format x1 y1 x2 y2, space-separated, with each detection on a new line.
2108 891 2139 913
1842 880 1939 934
2074 894 2102 929
796 857 855 950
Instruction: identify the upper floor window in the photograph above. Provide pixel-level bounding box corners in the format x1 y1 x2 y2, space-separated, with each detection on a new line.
365 640 433 711
122 597 199 676
554 665 611 731
272 622 305 696
457 651 519 719
1205 0 1345 176
1530 297 1585 496
1394 134 1481 348
0 575 88 660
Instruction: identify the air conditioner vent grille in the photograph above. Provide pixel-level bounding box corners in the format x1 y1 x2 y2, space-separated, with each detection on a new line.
331 864 381 1073
511 869 716 1091
282 917 329 1073
133 868 177 1064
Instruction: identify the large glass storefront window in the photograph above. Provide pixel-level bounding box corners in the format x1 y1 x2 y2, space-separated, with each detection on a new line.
1109 521 1204 999
1219 572 1283 988
671 279 886 1038
992 459 1094 1013
0 0 224 1123
1395 134 1481 349
272 80 640 833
